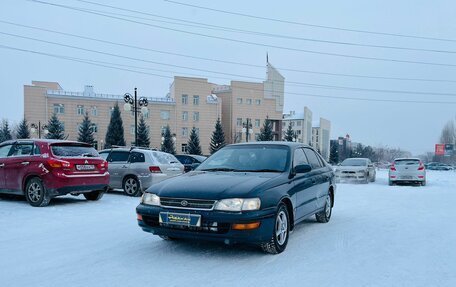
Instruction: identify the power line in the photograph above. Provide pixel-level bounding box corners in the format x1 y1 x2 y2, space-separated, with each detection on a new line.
3 30 456 97
164 0 456 43
40 0 456 55
2 43 456 105
2 19 456 84
26 0 456 68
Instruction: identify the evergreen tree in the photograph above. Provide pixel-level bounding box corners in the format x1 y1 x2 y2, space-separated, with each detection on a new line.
45 113 65 140
257 117 274 141
187 127 202 155
136 115 150 148
105 102 125 148
209 118 226 154
16 118 30 139
77 112 95 144
0 119 12 142
284 122 294 142
161 125 176 154
329 141 339 164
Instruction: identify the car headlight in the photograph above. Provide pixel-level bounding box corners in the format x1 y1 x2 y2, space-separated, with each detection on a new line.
141 193 160 206
214 198 261 212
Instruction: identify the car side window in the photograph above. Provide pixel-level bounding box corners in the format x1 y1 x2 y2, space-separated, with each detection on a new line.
304 148 322 170
33 144 41 155
129 152 145 163
107 151 130 162
9 143 34 157
0 144 12 158
293 148 308 167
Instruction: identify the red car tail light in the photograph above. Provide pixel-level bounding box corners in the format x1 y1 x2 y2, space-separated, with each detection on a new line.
47 158 71 168
149 166 162 173
99 161 108 169
418 162 425 171
390 164 396 171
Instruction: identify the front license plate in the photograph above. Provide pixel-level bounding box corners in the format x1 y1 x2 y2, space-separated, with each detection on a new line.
159 212 201 227
76 164 95 171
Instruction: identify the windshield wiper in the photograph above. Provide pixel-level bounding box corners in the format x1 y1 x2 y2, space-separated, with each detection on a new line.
201 167 236 172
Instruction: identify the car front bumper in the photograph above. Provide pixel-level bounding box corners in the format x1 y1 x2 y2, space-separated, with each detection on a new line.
136 204 276 245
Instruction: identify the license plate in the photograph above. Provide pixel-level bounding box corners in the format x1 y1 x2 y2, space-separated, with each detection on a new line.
159 212 201 227
400 176 413 179
76 164 95 171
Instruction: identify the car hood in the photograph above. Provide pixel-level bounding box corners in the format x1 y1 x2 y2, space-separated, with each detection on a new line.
146 171 283 200
335 166 367 172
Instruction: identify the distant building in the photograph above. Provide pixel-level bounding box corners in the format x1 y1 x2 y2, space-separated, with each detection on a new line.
330 134 352 162
312 118 331 161
282 107 313 145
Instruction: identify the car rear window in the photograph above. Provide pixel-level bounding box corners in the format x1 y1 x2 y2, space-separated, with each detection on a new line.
152 152 179 164
341 159 367 166
395 159 420 165
51 144 99 157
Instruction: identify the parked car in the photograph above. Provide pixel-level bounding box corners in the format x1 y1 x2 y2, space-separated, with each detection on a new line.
136 142 336 254
174 154 207 172
99 148 184 196
0 139 109 207
334 158 376 183
426 162 454 171
389 158 426 186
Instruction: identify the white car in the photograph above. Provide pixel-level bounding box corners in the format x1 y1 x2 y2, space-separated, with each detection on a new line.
389 158 426 186
334 158 376 183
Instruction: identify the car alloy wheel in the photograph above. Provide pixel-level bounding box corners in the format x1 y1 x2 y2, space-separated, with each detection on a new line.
325 195 332 218
25 178 51 207
276 210 288 246
316 192 332 223
261 204 290 254
27 181 42 203
124 177 141 196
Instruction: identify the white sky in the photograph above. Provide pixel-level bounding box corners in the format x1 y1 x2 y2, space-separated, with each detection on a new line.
1 0 456 155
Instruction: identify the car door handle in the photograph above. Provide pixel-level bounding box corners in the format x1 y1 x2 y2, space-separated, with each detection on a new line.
21 162 30 165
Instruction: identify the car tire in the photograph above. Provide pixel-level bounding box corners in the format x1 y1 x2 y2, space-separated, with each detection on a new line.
83 190 104 201
123 176 142 197
316 192 333 223
389 180 394 186
25 177 51 207
421 180 426 186
370 174 376 182
261 204 289 254
159 235 178 241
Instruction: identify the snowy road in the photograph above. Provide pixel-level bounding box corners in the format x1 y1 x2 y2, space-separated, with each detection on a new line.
1 170 455 287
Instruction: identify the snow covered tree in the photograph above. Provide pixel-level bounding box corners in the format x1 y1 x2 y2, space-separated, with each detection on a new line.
0 119 12 142
210 118 226 154
77 112 95 144
440 120 456 144
16 118 30 139
284 122 294 142
104 102 125 148
136 115 150 148
45 113 65 140
187 127 202 155
161 125 175 154
257 117 273 141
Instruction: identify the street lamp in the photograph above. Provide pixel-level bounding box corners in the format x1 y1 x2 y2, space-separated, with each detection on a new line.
30 121 48 139
124 88 148 146
242 118 253 142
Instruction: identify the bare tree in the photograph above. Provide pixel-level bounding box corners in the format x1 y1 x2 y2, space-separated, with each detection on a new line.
440 120 456 144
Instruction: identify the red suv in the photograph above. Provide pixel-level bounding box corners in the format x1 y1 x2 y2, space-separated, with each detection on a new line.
0 139 109 207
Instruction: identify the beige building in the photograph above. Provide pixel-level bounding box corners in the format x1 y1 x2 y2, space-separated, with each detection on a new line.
312 118 331 161
282 107 313 145
23 63 285 154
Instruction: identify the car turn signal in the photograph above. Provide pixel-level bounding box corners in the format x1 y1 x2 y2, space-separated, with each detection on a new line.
232 222 260 230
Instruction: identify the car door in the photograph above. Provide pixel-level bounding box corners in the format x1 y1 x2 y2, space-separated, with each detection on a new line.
106 151 130 188
0 144 13 190
303 148 327 212
292 148 316 220
4 142 35 192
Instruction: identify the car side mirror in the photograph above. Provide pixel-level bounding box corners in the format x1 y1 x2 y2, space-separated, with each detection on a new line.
295 164 312 173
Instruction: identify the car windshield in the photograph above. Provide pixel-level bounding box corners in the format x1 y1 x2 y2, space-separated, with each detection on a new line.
51 144 99 157
340 159 367 166
197 145 289 172
395 159 420 165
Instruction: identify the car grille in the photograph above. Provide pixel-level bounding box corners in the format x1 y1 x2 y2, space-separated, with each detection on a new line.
141 215 230 234
159 197 216 210
342 171 356 174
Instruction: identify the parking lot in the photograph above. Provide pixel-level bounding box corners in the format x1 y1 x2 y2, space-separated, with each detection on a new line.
1 170 455 287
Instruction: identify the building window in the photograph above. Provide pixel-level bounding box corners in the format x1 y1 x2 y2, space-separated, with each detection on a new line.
246 99 252 105
297 121 302 126
130 125 135 135
297 130 301 135
91 106 98 117
160 110 170 120
255 133 260 141
182 94 188 105
53 104 64 114
255 119 260 128
193 112 199 122
237 98 243 104
255 99 261 105
142 109 149 119
181 144 188 153
193 95 199 105
236 118 242 127
182 111 188 121
77 105 84 115
283 122 286 127
181 127 188 137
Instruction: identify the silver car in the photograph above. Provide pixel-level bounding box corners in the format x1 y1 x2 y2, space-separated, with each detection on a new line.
334 158 376 183
389 158 426 186
99 148 184 196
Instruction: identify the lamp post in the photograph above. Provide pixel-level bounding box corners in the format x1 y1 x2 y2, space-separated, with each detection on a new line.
242 118 253 142
124 88 148 146
30 121 48 139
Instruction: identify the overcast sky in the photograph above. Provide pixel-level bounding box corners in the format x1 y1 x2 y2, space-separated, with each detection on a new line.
1 0 456 155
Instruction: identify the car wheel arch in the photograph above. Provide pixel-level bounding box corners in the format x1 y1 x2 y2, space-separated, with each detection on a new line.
22 174 42 194
280 197 295 231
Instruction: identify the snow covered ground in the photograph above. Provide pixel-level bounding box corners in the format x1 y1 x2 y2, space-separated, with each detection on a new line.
1 170 456 287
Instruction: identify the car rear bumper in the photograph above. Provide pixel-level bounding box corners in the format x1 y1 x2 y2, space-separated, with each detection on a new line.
136 204 276 244
43 172 110 197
